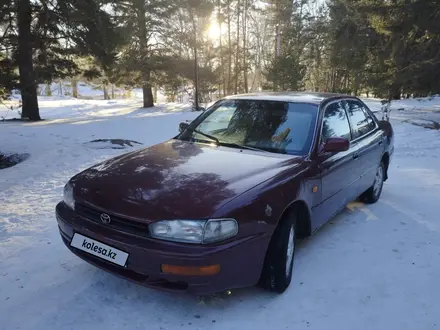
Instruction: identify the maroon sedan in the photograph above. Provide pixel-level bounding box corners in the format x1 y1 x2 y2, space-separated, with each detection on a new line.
56 92 394 295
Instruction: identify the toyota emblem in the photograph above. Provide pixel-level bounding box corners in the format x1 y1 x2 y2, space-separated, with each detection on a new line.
100 213 111 224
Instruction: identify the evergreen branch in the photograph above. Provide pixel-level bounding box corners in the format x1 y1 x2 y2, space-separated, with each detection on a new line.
0 23 12 41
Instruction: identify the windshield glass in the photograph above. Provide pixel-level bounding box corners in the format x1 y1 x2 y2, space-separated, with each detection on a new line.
181 100 319 155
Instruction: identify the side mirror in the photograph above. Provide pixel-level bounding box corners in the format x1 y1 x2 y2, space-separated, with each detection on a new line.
323 137 350 153
179 122 189 133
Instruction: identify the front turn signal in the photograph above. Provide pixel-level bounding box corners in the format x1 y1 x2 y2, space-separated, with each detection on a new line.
161 264 220 276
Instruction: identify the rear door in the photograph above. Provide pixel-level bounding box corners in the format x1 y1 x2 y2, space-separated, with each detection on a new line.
313 100 360 229
345 99 384 194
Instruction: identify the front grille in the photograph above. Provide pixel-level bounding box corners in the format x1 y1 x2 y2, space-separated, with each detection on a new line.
75 203 150 237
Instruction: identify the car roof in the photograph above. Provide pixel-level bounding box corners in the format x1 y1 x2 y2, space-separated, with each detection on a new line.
223 91 355 105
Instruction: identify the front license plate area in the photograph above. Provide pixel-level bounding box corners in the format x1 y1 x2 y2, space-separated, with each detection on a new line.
70 233 129 267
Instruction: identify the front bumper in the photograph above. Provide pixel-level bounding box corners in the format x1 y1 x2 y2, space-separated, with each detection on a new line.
56 202 271 295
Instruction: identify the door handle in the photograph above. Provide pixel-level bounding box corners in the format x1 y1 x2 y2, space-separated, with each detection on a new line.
353 153 359 160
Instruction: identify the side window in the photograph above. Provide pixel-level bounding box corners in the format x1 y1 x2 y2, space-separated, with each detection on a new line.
346 100 375 139
361 106 377 131
322 101 351 142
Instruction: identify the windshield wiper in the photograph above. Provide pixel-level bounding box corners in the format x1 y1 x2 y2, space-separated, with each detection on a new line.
187 128 220 144
185 128 268 153
218 142 269 153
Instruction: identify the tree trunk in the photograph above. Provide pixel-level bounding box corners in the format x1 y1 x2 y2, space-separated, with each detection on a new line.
136 1 154 108
142 85 154 107
45 84 52 96
330 69 336 92
72 78 78 98
103 83 109 100
234 0 240 94
242 0 248 93
142 69 154 107
218 0 225 96
153 86 158 103
111 84 115 99
389 84 401 100
193 44 199 110
17 0 40 120
227 0 232 94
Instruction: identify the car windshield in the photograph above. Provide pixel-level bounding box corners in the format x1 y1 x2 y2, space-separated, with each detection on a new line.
180 99 319 155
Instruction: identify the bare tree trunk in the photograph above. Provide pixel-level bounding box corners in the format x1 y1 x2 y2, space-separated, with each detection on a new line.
234 0 240 94
242 0 248 93
137 1 154 107
72 78 78 98
45 83 51 96
353 72 361 96
227 0 232 94
17 0 40 120
103 83 109 100
142 80 154 107
330 68 336 92
296 0 304 57
111 84 115 99
343 73 349 90
218 0 226 96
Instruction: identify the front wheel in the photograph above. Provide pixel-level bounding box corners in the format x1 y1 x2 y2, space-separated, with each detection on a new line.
361 161 385 204
259 210 296 293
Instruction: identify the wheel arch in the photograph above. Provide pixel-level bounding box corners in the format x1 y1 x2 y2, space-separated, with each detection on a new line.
382 152 390 181
258 198 311 291
276 199 312 239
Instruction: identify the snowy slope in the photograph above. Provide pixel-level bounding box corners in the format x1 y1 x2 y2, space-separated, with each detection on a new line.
1 97 440 330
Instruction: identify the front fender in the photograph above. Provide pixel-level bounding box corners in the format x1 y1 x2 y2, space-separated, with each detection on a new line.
212 161 311 240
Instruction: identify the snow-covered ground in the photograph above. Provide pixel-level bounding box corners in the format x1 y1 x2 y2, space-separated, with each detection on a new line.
363 95 440 127
1 96 440 330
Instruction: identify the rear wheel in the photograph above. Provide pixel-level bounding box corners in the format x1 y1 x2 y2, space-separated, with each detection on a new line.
259 209 296 293
361 161 385 204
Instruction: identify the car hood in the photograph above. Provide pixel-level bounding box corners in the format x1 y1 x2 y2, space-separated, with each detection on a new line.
71 139 303 221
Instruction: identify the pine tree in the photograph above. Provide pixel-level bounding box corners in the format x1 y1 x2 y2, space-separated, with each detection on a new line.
0 0 120 120
110 0 178 108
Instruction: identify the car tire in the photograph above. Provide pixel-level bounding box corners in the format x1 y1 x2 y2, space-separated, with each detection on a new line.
361 161 385 204
259 209 296 293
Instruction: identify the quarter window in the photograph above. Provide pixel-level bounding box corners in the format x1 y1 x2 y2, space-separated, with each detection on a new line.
346 100 376 139
322 101 351 142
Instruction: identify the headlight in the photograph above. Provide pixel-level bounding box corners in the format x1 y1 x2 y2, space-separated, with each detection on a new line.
203 219 239 243
149 219 238 244
63 182 75 210
150 220 205 244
